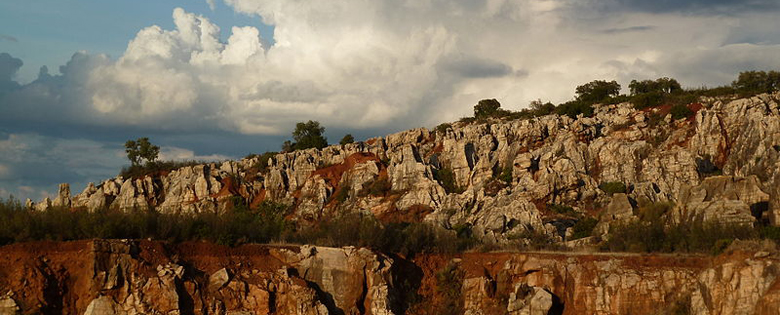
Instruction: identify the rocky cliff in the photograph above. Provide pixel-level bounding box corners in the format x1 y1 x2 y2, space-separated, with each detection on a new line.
0 240 778 315
28 93 780 244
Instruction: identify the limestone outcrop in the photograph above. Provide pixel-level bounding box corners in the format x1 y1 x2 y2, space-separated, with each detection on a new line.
28 93 780 242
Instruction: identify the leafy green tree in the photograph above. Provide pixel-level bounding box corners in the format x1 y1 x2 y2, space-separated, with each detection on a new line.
125 137 160 166
732 70 780 94
339 134 355 145
473 99 502 119
281 140 294 152
629 77 682 95
529 99 556 116
285 120 328 151
575 80 621 103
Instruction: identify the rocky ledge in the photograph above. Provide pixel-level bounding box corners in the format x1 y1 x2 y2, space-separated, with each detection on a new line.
0 240 779 314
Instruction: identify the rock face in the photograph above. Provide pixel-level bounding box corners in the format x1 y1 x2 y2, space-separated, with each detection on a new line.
2 240 778 315
29 93 780 242
414 251 780 315
0 240 394 315
673 175 770 225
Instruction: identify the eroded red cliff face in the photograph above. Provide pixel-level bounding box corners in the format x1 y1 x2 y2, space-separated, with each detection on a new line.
0 240 778 315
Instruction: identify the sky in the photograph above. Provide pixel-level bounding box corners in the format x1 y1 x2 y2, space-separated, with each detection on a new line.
1 0 780 201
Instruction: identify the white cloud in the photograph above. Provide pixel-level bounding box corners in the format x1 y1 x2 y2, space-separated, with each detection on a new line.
158 146 231 162
206 0 217 10
2 1 780 138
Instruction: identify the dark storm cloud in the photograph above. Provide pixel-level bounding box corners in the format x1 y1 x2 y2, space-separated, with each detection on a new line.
0 53 23 81
612 0 780 14
0 53 22 94
602 25 655 34
440 56 514 79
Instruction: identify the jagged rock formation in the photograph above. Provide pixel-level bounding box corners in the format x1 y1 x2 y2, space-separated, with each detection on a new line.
28 93 780 243
0 240 778 314
0 240 394 315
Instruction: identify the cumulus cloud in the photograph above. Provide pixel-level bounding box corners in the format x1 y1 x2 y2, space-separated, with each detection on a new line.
2 2 780 136
206 0 217 10
2 0 780 200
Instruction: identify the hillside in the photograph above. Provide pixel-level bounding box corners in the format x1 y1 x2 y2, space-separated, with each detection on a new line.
5 91 780 314
26 92 780 245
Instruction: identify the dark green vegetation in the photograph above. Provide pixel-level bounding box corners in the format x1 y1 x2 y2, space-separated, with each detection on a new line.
0 197 477 256
433 166 464 194
125 137 160 167
0 197 286 247
244 151 279 173
732 70 780 96
292 212 477 257
339 134 355 145
599 181 627 195
605 201 780 254
459 70 780 124
435 262 465 315
283 120 329 151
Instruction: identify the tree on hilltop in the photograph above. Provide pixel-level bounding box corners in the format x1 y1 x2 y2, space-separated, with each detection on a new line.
575 80 621 104
339 134 355 145
473 99 503 119
283 120 328 151
125 137 159 166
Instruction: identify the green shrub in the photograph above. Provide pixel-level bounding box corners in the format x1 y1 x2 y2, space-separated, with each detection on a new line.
631 91 664 109
339 134 355 145
434 123 453 134
571 217 598 240
528 99 556 117
0 197 290 246
555 100 594 118
760 226 780 242
670 104 694 120
434 167 464 194
509 229 563 251
436 263 465 315
493 165 512 184
606 217 758 254
290 212 472 257
599 181 627 195
244 151 278 173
